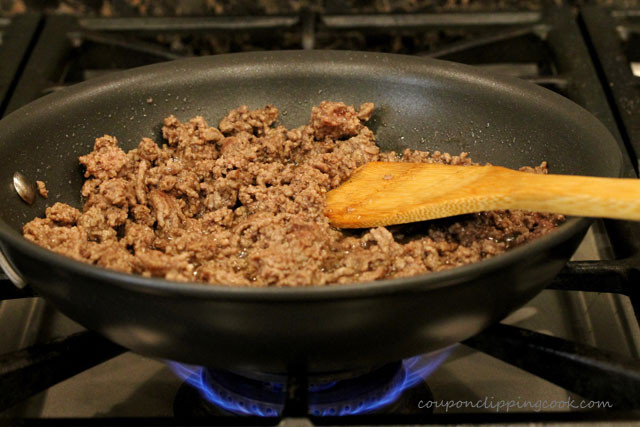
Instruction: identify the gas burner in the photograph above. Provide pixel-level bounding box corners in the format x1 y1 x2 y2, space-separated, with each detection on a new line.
172 364 284 417
170 349 450 418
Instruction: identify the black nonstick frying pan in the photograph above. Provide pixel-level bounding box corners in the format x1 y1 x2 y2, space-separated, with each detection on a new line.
0 51 623 374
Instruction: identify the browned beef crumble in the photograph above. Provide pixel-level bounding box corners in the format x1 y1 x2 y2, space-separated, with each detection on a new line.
36 180 48 198
22 101 564 287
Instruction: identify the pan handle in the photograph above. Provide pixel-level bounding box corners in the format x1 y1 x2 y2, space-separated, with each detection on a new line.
0 249 26 289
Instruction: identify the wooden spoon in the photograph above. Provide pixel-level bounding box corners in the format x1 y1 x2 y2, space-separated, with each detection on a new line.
325 162 640 228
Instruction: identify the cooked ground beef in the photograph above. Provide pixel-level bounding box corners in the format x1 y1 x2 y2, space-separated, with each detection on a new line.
22 102 564 287
36 180 48 198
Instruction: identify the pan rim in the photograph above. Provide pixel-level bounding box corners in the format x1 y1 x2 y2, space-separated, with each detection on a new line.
0 50 620 300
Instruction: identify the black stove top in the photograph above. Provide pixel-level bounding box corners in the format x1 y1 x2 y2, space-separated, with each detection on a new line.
1 4 640 425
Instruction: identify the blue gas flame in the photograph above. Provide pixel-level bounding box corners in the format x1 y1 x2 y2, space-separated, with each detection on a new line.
310 346 455 416
167 361 283 416
168 346 454 417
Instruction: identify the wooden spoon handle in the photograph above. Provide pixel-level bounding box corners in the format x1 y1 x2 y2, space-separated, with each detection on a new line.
499 170 640 220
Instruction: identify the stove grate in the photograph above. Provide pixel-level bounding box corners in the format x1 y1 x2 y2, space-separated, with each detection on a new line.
1 4 640 422
0 13 41 117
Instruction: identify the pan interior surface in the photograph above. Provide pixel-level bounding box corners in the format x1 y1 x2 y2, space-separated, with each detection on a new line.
0 51 622 292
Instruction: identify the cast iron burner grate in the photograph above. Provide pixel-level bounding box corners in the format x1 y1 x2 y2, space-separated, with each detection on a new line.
1 4 640 424
0 13 41 118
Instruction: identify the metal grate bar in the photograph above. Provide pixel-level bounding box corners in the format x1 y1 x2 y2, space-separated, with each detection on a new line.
301 9 315 50
547 260 630 294
77 16 300 32
544 7 626 146
543 6 640 264
464 324 640 409
72 30 184 61
612 9 640 19
578 6 640 318
581 6 640 174
322 11 542 29
0 14 42 117
0 331 125 412
281 374 309 418
520 75 568 88
427 25 540 58
3 14 75 115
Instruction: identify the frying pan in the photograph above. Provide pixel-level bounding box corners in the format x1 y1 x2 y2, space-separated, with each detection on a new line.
0 51 622 374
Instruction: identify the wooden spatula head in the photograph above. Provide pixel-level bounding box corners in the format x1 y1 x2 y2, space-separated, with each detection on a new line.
324 162 509 228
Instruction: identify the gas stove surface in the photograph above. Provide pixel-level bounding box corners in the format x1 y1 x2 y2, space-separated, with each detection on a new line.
1 4 640 424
